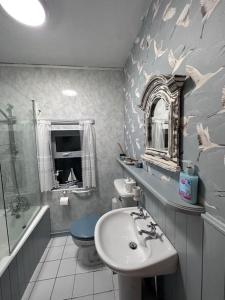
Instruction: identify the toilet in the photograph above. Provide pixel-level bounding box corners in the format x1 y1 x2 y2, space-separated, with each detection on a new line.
70 213 102 267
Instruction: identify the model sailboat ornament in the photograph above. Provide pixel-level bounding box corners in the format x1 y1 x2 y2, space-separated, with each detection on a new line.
67 168 77 182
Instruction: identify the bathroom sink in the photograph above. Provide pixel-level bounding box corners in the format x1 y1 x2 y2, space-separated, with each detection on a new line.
94 207 178 277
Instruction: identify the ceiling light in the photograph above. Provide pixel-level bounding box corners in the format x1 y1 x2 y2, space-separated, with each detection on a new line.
0 0 46 27
62 90 78 97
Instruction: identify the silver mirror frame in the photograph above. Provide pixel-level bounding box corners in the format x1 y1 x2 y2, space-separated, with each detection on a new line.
139 74 185 172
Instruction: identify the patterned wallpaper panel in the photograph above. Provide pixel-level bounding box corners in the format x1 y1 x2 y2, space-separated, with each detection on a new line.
123 0 225 221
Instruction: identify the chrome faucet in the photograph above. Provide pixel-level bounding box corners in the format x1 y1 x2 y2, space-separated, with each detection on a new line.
138 222 158 239
130 207 147 219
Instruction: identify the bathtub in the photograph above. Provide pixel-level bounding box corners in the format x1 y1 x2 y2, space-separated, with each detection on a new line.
0 205 49 277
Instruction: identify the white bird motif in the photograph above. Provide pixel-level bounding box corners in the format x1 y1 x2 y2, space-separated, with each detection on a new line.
130 78 134 88
196 123 223 151
131 101 137 114
168 48 192 74
137 114 143 129
135 88 141 99
185 65 223 92
143 71 153 84
131 54 137 65
140 38 145 50
162 1 176 22
220 87 225 113
181 115 195 136
170 2 192 38
208 87 225 117
146 35 152 49
154 40 168 60
134 37 140 44
126 72 131 81
152 0 161 20
176 2 191 27
200 0 221 38
137 62 143 74
135 138 141 150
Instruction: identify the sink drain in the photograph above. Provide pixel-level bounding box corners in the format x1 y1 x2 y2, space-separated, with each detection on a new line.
129 241 137 250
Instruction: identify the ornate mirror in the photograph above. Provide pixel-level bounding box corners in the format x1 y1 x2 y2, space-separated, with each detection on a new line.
139 75 185 172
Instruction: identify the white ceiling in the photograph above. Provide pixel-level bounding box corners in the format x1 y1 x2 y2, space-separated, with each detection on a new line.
0 0 148 68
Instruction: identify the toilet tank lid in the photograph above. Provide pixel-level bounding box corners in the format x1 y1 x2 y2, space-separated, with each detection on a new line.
70 213 101 240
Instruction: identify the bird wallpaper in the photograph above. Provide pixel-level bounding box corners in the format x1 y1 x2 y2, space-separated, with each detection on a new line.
123 0 225 221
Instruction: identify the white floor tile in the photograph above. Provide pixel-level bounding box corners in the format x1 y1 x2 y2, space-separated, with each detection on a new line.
76 260 104 274
51 236 67 247
94 270 113 294
94 291 115 300
29 279 55 300
66 235 74 245
30 263 43 282
39 247 49 263
112 274 119 290
51 275 75 300
21 282 35 300
45 245 64 261
58 257 77 277
73 272 94 298
62 244 79 259
37 260 60 280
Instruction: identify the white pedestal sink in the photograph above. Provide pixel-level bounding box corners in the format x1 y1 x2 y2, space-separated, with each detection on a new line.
94 207 178 300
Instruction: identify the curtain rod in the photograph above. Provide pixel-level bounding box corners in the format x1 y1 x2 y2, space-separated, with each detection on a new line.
38 119 95 125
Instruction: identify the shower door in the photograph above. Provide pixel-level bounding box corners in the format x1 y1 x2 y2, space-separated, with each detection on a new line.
0 163 9 261
0 97 42 253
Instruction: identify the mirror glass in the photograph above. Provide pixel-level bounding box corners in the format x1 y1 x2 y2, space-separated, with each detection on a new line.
149 98 169 151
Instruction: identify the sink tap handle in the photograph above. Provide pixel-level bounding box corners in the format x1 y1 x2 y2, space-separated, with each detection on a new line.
147 222 158 230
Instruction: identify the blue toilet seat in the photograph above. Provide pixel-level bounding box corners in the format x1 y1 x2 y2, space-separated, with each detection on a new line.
70 214 101 241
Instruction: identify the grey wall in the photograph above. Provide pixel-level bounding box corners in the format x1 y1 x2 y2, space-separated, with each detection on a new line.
123 0 225 222
0 78 41 211
0 66 124 232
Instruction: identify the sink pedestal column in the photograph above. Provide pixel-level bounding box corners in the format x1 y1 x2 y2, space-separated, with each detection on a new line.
118 274 142 300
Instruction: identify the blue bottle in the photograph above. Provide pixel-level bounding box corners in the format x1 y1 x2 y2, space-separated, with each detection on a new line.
179 161 198 205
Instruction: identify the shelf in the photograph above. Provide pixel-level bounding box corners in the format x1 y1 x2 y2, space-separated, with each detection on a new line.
117 159 205 216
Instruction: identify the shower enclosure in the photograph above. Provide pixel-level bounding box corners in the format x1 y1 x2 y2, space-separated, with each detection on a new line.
0 100 42 261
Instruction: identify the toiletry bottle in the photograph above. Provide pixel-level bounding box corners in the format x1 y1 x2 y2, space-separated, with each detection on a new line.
179 161 198 205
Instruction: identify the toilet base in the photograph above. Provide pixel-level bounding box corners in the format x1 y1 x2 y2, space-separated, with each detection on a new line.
72 237 102 267
79 244 102 267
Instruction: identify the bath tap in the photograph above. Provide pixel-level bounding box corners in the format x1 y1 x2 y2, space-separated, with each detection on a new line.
9 196 30 217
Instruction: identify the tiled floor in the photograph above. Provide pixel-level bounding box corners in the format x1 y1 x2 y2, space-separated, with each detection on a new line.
21 235 119 300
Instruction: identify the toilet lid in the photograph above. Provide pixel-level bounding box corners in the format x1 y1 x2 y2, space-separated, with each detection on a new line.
70 213 101 241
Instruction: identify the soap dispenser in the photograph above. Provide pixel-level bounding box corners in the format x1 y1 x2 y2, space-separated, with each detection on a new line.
179 161 198 205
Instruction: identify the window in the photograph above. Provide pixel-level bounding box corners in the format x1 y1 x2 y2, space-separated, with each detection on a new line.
51 128 83 189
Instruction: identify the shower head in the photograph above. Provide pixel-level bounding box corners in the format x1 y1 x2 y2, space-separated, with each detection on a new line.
0 108 9 121
0 104 16 124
